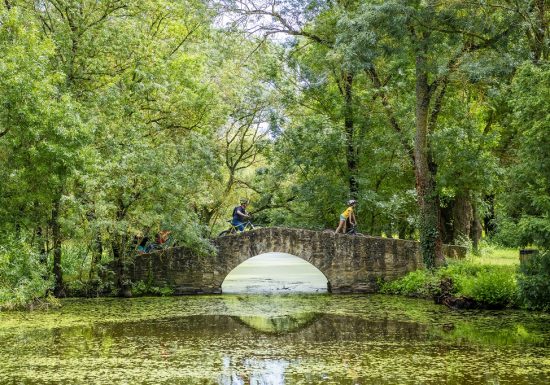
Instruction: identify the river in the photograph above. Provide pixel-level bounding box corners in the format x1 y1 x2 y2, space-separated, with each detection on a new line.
0 293 549 384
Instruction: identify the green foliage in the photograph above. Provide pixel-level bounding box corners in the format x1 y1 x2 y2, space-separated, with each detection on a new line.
517 251 550 311
380 270 437 297
265 115 348 229
0 237 54 310
0 0 241 297
491 219 523 248
438 261 518 308
455 268 518 308
382 260 519 308
131 280 174 297
497 63 550 250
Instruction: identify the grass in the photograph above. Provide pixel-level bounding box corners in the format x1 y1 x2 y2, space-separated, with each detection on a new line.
470 244 520 266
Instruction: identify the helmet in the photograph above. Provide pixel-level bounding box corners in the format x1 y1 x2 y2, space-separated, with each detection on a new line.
240 198 249 205
347 199 357 205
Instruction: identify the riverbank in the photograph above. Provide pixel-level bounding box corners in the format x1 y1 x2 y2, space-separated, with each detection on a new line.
380 246 549 311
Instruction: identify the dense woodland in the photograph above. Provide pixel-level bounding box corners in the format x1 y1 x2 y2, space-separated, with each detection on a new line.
0 1 548 306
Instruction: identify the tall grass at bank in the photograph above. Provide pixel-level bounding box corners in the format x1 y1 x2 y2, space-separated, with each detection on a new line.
442 262 518 307
381 245 520 308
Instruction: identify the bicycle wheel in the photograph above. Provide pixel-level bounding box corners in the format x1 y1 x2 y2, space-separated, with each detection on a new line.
219 229 232 237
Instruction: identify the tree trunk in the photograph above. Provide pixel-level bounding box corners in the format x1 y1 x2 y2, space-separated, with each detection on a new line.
36 226 48 265
440 193 476 245
343 71 359 199
439 202 453 244
89 232 103 281
414 53 443 269
51 200 65 297
483 194 496 237
112 236 132 298
470 203 482 253
86 208 103 280
530 0 548 64
452 194 473 242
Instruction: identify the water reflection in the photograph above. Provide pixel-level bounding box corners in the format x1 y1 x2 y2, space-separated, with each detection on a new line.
223 295 328 334
219 357 288 385
0 295 549 385
236 313 319 334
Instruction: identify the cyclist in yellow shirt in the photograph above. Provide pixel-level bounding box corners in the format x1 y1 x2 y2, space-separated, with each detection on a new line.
335 200 357 234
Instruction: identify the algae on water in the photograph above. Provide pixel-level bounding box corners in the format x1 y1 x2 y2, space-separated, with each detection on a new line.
0 295 549 384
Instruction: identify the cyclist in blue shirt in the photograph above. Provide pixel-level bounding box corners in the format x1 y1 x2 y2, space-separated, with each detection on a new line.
232 198 251 232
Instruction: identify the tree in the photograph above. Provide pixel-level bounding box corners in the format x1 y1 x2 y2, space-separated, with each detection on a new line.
500 63 549 249
220 0 365 199
334 0 521 267
0 5 86 296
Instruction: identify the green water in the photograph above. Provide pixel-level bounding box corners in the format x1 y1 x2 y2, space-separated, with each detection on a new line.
0 295 549 384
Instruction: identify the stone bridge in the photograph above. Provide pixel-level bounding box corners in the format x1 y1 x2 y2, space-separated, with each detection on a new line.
129 227 466 294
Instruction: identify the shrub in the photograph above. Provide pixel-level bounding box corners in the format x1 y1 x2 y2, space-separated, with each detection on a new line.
0 237 54 310
131 280 174 297
458 269 518 308
382 260 519 309
439 260 486 279
517 250 550 311
491 219 522 248
439 261 518 308
380 270 437 297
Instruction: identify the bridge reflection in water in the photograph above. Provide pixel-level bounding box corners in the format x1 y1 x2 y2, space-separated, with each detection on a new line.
220 295 327 385
219 253 330 384
221 252 328 294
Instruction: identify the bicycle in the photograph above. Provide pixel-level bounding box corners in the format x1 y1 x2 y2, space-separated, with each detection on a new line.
346 224 365 236
218 220 255 236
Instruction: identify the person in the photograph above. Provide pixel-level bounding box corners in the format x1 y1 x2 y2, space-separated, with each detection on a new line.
335 199 357 234
153 230 171 249
136 235 149 254
231 198 251 232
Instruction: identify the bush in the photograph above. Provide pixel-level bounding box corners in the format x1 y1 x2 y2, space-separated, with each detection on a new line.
517 250 550 311
439 260 486 279
491 219 522 248
0 237 54 310
458 269 518 308
439 261 518 308
131 280 174 296
382 260 519 309
380 270 438 297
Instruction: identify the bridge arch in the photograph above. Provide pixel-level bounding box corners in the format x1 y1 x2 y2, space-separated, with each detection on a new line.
220 249 329 280
213 229 337 292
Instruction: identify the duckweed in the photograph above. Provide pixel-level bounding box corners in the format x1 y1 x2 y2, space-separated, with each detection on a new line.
0 295 549 384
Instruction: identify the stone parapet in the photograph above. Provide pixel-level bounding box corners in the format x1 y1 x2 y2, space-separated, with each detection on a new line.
128 227 467 294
